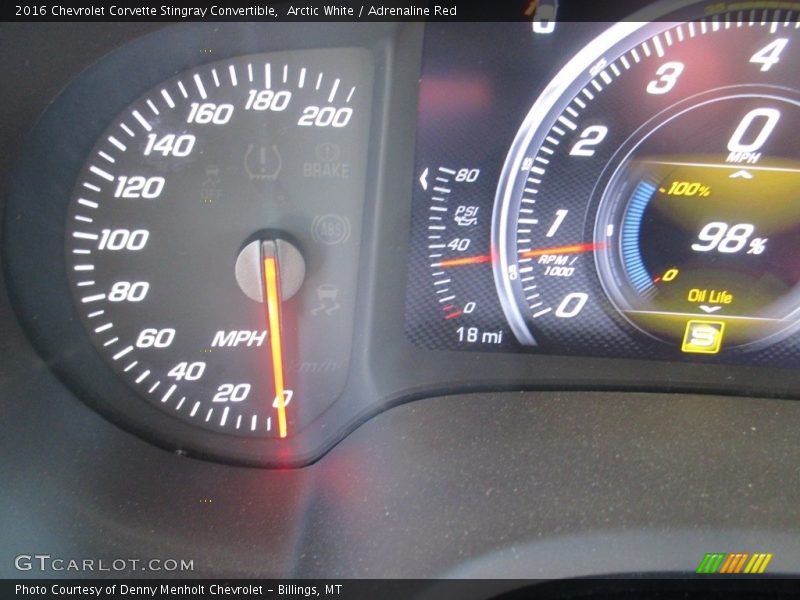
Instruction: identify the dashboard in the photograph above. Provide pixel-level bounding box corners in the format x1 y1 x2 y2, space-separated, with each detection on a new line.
3 1 800 589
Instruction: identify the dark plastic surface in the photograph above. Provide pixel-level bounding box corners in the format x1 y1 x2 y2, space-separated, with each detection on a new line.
3 363 800 578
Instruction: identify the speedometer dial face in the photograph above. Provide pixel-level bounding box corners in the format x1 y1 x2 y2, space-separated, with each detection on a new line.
494 6 800 361
64 48 373 438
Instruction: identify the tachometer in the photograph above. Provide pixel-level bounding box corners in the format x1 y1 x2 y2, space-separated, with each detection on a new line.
494 4 800 359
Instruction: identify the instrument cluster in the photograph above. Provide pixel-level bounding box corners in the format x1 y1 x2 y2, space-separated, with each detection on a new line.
5 4 800 467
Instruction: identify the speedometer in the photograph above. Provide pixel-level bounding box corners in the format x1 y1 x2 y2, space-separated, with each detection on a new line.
62 48 373 441
493 4 800 360
5 22 403 465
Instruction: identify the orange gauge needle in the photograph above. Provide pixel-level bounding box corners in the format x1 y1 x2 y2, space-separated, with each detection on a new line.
262 246 288 439
435 242 606 268
434 254 494 268
519 241 606 260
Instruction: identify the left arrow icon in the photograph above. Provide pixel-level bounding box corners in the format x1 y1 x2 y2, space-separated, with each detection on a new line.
420 168 428 191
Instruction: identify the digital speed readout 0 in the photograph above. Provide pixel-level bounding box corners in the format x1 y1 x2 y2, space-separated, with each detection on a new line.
405 7 800 367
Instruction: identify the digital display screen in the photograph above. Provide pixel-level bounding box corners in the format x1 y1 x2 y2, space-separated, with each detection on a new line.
405 14 800 367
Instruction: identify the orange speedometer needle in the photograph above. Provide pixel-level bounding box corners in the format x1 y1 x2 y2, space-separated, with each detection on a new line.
263 249 288 439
